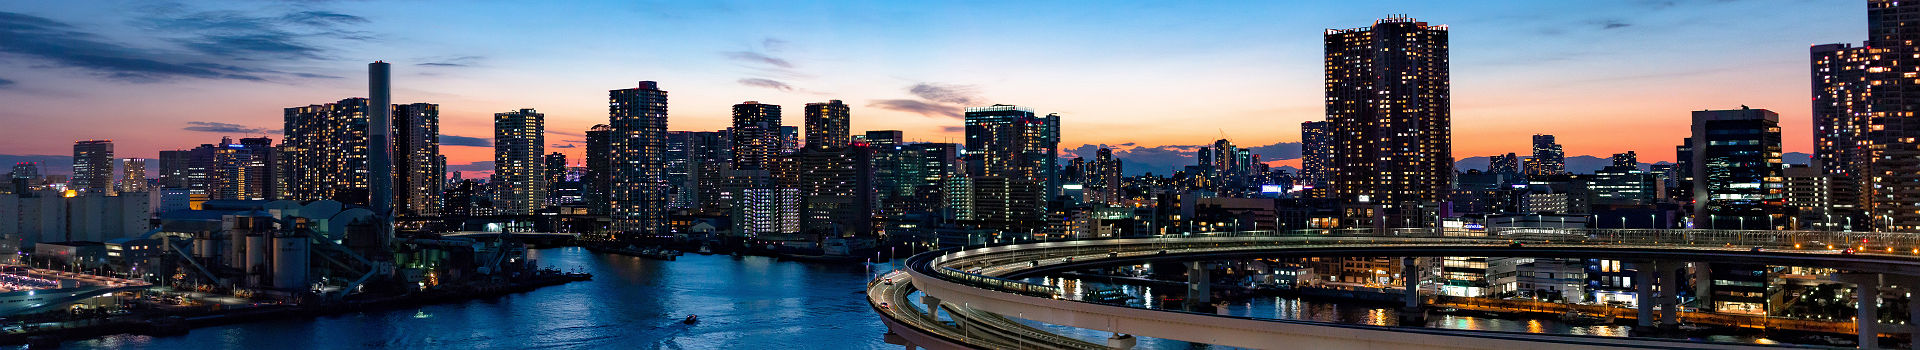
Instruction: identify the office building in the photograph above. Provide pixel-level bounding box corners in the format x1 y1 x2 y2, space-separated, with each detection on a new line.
72 140 115 195
393 103 444 217
1527 135 1565 176
1683 107 1785 229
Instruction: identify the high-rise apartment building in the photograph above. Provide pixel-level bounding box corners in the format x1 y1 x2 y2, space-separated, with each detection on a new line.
804 100 850 150
72 140 115 195
1300 121 1332 197
732 102 783 172
1324 16 1451 226
393 103 443 217
584 124 613 214
157 150 191 189
283 98 371 204
494 108 546 215
1811 0 1920 230
608 82 669 235
118 158 147 193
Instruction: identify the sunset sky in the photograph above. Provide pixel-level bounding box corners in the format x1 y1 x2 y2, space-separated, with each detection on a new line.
0 1 1861 176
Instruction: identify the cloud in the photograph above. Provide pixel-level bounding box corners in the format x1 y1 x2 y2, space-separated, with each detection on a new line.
441 135 492 147
762 37 788 52
1598 19 1630 29
909 83 981 105
140 10 369 61
1244 142 1302 161
546 130 584 137
0 77 12 88
724 51 792 68
447 161 494 173
737 78 793 91
870 99 962 119
0 11 269 82
417 55 482 67
183 121 277 134
551 143 578 149
941 126 965 133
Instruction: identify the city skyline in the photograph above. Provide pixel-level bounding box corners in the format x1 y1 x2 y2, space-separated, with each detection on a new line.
0 1 1864 176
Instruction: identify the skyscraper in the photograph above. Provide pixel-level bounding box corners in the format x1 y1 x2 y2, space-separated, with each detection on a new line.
1324 16 1451 226
584 124 613 214
1527 134 1565 176
1487 153 1521 181
72 140 115 195
963 105 1060 194
1299 121 1331 197
544 152 567 206
118 158 147 193
393 103 444 217
608 82 669 236
731 102 783 171
157 150 190 189
495 108 546 215
804 100 850 150
283 98 371 204
962 105 1060 231
1811 1 1920 230
1684 107 1785 229
211 137 276 200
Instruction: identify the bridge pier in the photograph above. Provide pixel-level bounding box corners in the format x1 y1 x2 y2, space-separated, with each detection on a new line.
1400 257 1426 324
1692 262 1712 313
1106 333 1136 350
1841 273 1882 350
1635 262 1655 329
1902 276 1920 350
1658 260 1679 330
1186 261 1210 310
920 295 941 321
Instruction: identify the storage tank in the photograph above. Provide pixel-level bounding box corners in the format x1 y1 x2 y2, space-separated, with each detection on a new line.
246 232 270 286
273 232 310 290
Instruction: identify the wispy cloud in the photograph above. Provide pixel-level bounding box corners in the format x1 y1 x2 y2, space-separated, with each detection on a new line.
0 77 13 88
738 78 793 91
441 135 492 147
0 12 268 82
870 99 961 119
417 55 482 67
183 121 276 134
909 83 981 105
724 51 792 69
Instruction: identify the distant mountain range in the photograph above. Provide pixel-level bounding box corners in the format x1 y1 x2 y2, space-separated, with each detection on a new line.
1454 152 1812 173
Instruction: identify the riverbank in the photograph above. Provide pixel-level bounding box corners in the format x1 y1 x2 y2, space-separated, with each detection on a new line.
4 272 592 347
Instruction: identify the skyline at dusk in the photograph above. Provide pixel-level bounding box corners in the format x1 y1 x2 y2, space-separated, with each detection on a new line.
0 1 1862 176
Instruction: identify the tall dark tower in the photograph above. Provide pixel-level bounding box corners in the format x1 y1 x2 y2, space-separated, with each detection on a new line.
609 82 669 236
804 100 850 150
1299 121 1331 198
584 124 613 214
731 102 783 171
369 61 394 234
1324 15 1451 228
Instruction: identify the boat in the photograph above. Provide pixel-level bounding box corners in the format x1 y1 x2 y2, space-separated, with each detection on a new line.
683 315 699 324
1084 288 1135 304
1558 310 1614 325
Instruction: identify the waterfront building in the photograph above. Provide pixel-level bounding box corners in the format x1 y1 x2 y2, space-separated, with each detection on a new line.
608 82 670 236
1324 16 1452 228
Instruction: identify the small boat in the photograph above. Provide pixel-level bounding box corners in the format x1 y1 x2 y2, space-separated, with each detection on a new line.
1559 311 1613 325
683 315 699 324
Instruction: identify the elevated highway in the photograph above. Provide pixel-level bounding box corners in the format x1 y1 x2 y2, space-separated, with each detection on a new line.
873 229 1920 349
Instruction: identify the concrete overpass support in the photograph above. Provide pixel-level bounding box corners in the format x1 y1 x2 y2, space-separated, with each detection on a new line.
1658 260 1679 329
1693 262 1712 313
1106 333 1136 350
920 295 941 321
1635 262 1655 329
1186 261 1210 307
1902 276 1920 350
1402 257 1420 310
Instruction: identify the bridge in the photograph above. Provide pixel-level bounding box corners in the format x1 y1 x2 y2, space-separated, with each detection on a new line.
870 229 1920 349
